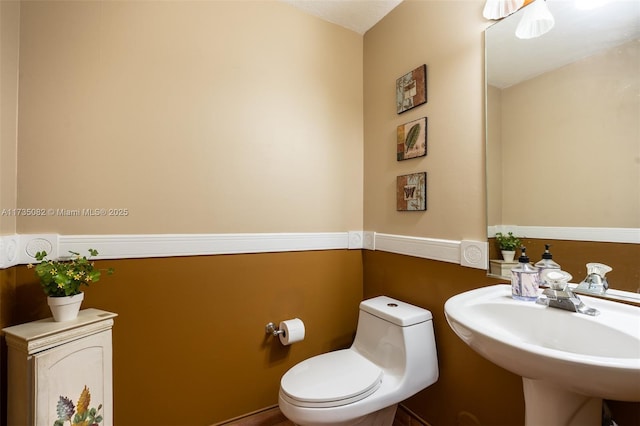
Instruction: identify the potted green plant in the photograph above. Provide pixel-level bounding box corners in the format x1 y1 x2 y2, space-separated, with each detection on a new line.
30 249 114 322
494 232 521 262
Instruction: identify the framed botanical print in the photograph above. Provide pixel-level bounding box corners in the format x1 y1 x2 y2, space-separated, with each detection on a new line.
396 64 427 114
397 117 427 161
396 172 427 211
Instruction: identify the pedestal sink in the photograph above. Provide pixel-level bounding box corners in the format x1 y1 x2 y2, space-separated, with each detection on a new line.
444 284 640 426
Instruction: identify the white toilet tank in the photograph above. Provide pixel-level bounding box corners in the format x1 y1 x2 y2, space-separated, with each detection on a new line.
351 296 438 389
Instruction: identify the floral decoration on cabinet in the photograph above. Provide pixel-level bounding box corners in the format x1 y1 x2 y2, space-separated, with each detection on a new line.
54 385 103 426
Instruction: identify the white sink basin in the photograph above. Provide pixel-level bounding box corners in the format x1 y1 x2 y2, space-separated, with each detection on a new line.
445 284 640 426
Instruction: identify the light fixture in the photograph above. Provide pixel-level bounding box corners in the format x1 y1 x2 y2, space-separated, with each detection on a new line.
515 0 555 39
482 0 525 20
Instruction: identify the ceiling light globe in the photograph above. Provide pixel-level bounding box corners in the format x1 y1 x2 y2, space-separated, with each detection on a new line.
515 0 555 39
483 0 526 20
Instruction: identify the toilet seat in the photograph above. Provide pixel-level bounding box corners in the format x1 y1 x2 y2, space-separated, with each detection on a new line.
280 349 383 408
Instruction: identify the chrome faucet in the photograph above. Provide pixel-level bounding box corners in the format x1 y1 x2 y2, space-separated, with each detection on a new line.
537 288 600 316
536 270 600 316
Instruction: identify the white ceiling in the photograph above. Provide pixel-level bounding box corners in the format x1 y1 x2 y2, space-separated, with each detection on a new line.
487 0 640 88
282 0 639 88
283 0 403 34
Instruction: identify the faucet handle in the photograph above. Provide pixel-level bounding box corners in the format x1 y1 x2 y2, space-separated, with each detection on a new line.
540 269 572 291
586 262 612 277
576 263 611 295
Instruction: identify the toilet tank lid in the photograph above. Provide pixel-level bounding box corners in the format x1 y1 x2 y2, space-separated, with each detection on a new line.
360 296 432 326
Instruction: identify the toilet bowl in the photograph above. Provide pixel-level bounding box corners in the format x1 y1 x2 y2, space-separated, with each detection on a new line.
278 296 439 426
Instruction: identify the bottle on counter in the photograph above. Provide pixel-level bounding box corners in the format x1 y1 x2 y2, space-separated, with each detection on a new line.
534 244 561 287
511 246 539 301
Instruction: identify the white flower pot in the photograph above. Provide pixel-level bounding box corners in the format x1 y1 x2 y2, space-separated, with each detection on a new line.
47 292 84 322
501 250 516 262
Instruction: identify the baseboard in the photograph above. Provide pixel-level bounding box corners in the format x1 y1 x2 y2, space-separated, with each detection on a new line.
212 403 431 426
395 404 432 426
212 405 287 426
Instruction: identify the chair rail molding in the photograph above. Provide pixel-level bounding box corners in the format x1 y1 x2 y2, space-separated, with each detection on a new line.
488 225 640 244
4 226 633 270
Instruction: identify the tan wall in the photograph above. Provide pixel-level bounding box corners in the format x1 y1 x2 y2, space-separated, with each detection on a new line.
500 40 639 227
363 0 488 241
4 1 639 426
16 0 363 235
0 4 20 418
4 1 366 424
0 0 20 235
360 2 523 423
363 1 639 425
7 250 363 425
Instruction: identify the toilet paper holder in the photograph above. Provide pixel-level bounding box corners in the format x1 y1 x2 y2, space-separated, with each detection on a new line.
266 318 305 345
265 322 284 337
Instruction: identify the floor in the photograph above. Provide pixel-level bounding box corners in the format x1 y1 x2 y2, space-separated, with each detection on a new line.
219 405 428 426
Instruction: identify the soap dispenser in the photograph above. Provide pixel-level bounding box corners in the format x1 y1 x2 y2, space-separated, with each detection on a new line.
534 244 561 286
511 246 539 301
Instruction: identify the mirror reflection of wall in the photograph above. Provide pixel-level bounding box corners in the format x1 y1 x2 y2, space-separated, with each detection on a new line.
488 39 638 228
485 0 640 293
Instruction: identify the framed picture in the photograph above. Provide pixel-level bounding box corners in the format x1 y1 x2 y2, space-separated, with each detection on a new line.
396 172 427 211
396 64 427 114
397 117 427 161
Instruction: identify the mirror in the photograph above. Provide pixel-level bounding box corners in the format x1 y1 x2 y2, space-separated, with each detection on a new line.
485 0 640 299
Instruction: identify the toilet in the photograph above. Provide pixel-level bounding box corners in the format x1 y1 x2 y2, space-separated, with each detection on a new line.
278 296 439 426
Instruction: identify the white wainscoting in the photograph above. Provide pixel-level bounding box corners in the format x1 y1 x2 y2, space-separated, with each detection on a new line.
488 226 640 244
4 226 637 271
0 232 489 271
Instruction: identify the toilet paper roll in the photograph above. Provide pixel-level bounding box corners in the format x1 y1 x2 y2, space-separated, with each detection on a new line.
279 318 305 346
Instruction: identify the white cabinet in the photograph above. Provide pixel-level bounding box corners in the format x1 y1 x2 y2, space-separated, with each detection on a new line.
3 309 117 426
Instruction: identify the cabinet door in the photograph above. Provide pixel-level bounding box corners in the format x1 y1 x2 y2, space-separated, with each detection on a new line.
33 330 113 426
